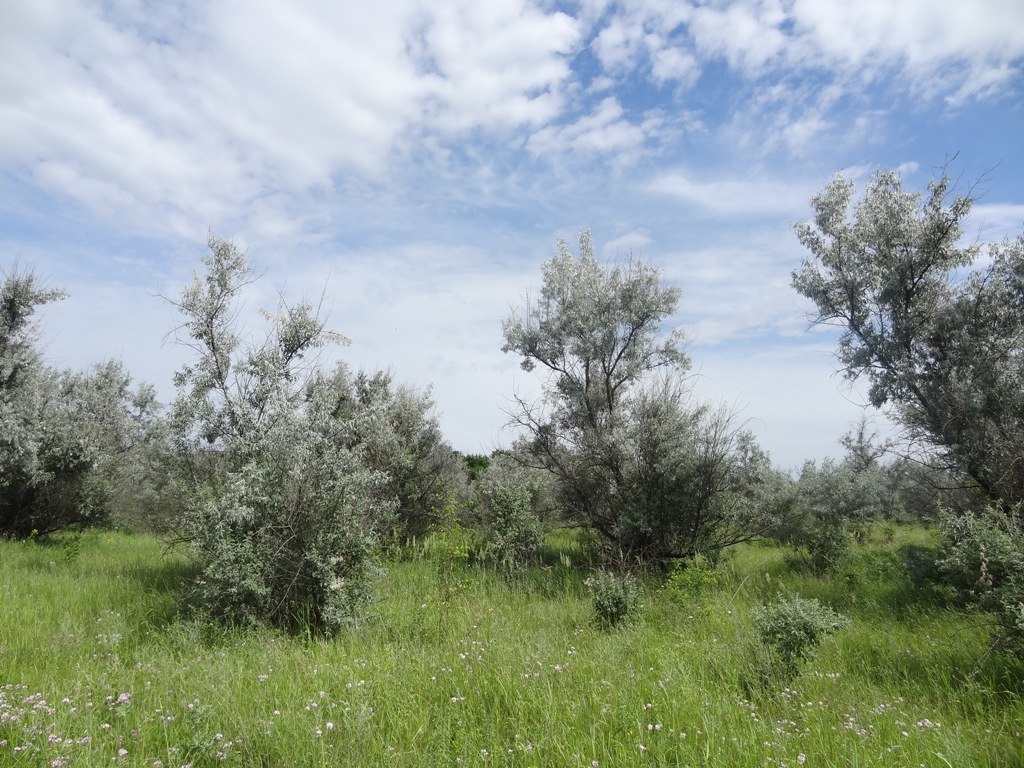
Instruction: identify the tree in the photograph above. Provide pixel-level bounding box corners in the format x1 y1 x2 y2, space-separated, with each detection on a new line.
792 169 1024 509
168 235 394 633
502 231 777 561
305 365 462 545
1 269 158 537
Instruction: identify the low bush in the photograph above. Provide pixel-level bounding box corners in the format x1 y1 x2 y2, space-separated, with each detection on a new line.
939 504 1024 658
752 593 849 683
586 569 642 628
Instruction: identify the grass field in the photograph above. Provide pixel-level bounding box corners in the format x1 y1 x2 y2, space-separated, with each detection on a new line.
1 528 1021 767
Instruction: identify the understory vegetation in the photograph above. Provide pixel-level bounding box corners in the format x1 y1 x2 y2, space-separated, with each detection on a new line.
1 527 1022 767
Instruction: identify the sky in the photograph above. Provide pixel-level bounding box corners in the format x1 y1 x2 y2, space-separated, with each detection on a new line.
2 0 1022 470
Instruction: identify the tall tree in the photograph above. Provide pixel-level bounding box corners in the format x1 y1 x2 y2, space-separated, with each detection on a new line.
792 169 1024 507
503 231 774 560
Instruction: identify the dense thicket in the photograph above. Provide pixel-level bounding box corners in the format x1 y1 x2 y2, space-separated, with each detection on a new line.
167 236 458 633
0 269 159 537
793 167 1024 656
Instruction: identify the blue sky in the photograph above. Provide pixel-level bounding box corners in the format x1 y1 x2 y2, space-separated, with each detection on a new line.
2 0 1022 469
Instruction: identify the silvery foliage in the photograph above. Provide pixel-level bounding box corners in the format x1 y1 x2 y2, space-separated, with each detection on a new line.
1 269 159 537
781 422 898 572
502 231 779 561
753 594 849 680
586 568 642 628
793 169 1024 508
306 366 461 545
169 236 394 633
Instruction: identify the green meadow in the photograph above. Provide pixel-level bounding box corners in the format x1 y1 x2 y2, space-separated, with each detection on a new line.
1 529 1021 767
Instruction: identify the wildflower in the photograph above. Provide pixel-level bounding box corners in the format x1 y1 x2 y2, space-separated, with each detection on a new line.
118 748 128 757
326 722 334 731
797 755 806 765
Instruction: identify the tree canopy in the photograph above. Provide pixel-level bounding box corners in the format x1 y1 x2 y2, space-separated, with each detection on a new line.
793 169 1024 508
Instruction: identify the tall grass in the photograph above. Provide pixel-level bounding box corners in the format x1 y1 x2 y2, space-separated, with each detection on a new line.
1 528 1021 766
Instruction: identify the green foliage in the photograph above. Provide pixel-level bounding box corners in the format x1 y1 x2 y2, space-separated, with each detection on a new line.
585 568 642 628
752 594 849 682
469 454 547 572
793 168 1024 506
2 530 1023 767
939 504 1024 658
431 494 473 604
661 554 718 604
463 453 490 482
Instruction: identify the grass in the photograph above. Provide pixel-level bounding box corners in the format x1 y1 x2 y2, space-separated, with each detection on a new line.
1 527 1021 767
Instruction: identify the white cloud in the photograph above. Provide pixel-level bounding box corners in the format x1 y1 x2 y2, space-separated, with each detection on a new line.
688 339 895 470
970 203 1024 242
790 0 1024 74
646 171 813 217
689 0 793 75
526 97 665 161
0 0 582 237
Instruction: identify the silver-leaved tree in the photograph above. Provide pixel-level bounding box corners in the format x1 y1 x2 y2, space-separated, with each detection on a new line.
792 168 1024 510
502 230 785 562
1 268 160 537
168 235 396 633
793 167 1024 656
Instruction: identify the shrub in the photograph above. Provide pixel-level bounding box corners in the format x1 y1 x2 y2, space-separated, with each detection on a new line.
169 236 395 635
752 594 849 680
185 425 390 634
1 270 162 538
791 521 851 575
661 554 718 604
488 481 544 571
938 504 1024 658
586 569 642 628
431 494 473 604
